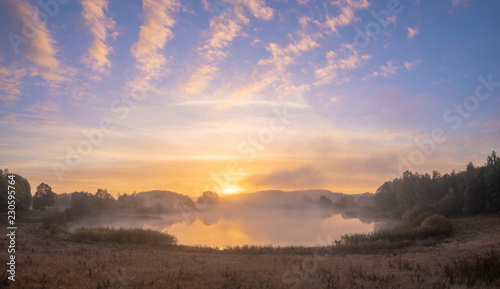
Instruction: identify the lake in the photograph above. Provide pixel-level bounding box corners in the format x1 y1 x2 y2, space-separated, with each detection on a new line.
75 207 376 247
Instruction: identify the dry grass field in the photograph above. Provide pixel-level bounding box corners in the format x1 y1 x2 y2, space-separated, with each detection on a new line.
1 211 500 289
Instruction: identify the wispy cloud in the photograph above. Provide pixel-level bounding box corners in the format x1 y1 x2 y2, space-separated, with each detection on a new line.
407 26 419 38
227 17 320 104
373 61 400 77
322 6 356 33
330 95 346 102
258 30 319 70
183 64 220 95
131 0 180 74
331 0 370 9
12 2 59 69
21 101 61 125
204 11 249 50
0 63 27 104
183 8 249 95
1 0 70 85
81 0 116 75
183 1 274 95
404 59 422 71
315 46 371 85
452 0 471 7
238 0 274 20
320 0 369 33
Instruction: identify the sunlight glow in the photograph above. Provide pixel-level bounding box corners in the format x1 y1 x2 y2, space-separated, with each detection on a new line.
221 186 240 195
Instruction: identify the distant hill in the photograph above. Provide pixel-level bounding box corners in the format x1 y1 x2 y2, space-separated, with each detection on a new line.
55 188 373 216
221 189 345 209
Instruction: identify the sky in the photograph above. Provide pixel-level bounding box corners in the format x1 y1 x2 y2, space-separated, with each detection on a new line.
0 0 499 197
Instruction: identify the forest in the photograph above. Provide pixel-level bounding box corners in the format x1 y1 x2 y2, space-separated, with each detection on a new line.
372 151 500 222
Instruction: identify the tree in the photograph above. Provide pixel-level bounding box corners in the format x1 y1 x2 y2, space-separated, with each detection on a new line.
195 191 219 209
319 195 334 208
13 174 32 211
0 170 7 213
93 188 115 213
334 195 357 208
484 151 500 211
396 171 417 212
32 183 56 210
372 152 500 218
438 187 461 216
116 192 143 212
462 162 482 214
0 170 32 212
66 191 93 219
374 180 398 212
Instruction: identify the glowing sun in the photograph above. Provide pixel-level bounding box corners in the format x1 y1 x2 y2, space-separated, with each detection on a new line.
221 186 240 195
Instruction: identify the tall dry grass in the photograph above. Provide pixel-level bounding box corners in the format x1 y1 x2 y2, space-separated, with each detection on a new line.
71 227 177 245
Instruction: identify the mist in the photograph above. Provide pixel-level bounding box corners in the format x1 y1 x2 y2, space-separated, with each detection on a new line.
60 189 380 247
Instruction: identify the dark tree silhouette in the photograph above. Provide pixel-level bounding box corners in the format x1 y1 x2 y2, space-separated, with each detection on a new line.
373 151 500 220
319 195 334 208
0 170 32 212
32 183 56 210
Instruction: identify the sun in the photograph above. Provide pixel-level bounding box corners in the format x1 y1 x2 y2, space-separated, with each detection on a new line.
221 186 240 195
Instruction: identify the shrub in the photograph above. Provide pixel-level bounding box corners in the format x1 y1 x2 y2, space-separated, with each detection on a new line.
339 215 454 246
72 227 177 245
402 205 436 226
42 210 67 234
420 214 453 235
410 211 435 227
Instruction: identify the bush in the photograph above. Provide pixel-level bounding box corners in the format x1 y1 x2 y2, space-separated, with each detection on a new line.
42 210 67 234
339 215 454 246
402 205 436 226
410 211 434 227
72 227 177 245
420 214 453 235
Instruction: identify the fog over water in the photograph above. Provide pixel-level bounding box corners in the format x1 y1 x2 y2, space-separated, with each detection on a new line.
166 210 374 247
68 190 380 247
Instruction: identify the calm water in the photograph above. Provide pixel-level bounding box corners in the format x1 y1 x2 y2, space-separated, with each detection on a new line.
165 214 374 247
80 208 375 247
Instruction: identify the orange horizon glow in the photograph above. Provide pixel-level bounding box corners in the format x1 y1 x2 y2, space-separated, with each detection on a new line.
1 0 498 201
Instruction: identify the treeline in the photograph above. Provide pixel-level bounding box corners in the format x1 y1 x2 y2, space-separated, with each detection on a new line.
373 151 500 221
63 189 198 219
0 169 56 212
63 190 221 220
1 164 219 219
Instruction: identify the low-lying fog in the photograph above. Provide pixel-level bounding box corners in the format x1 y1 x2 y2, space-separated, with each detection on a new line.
66 189 386 247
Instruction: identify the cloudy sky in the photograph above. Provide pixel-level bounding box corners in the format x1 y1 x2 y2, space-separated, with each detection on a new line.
1 0 499 196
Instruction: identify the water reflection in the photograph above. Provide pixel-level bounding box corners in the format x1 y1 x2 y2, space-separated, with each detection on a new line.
74 208 375 247
165 212 374 247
